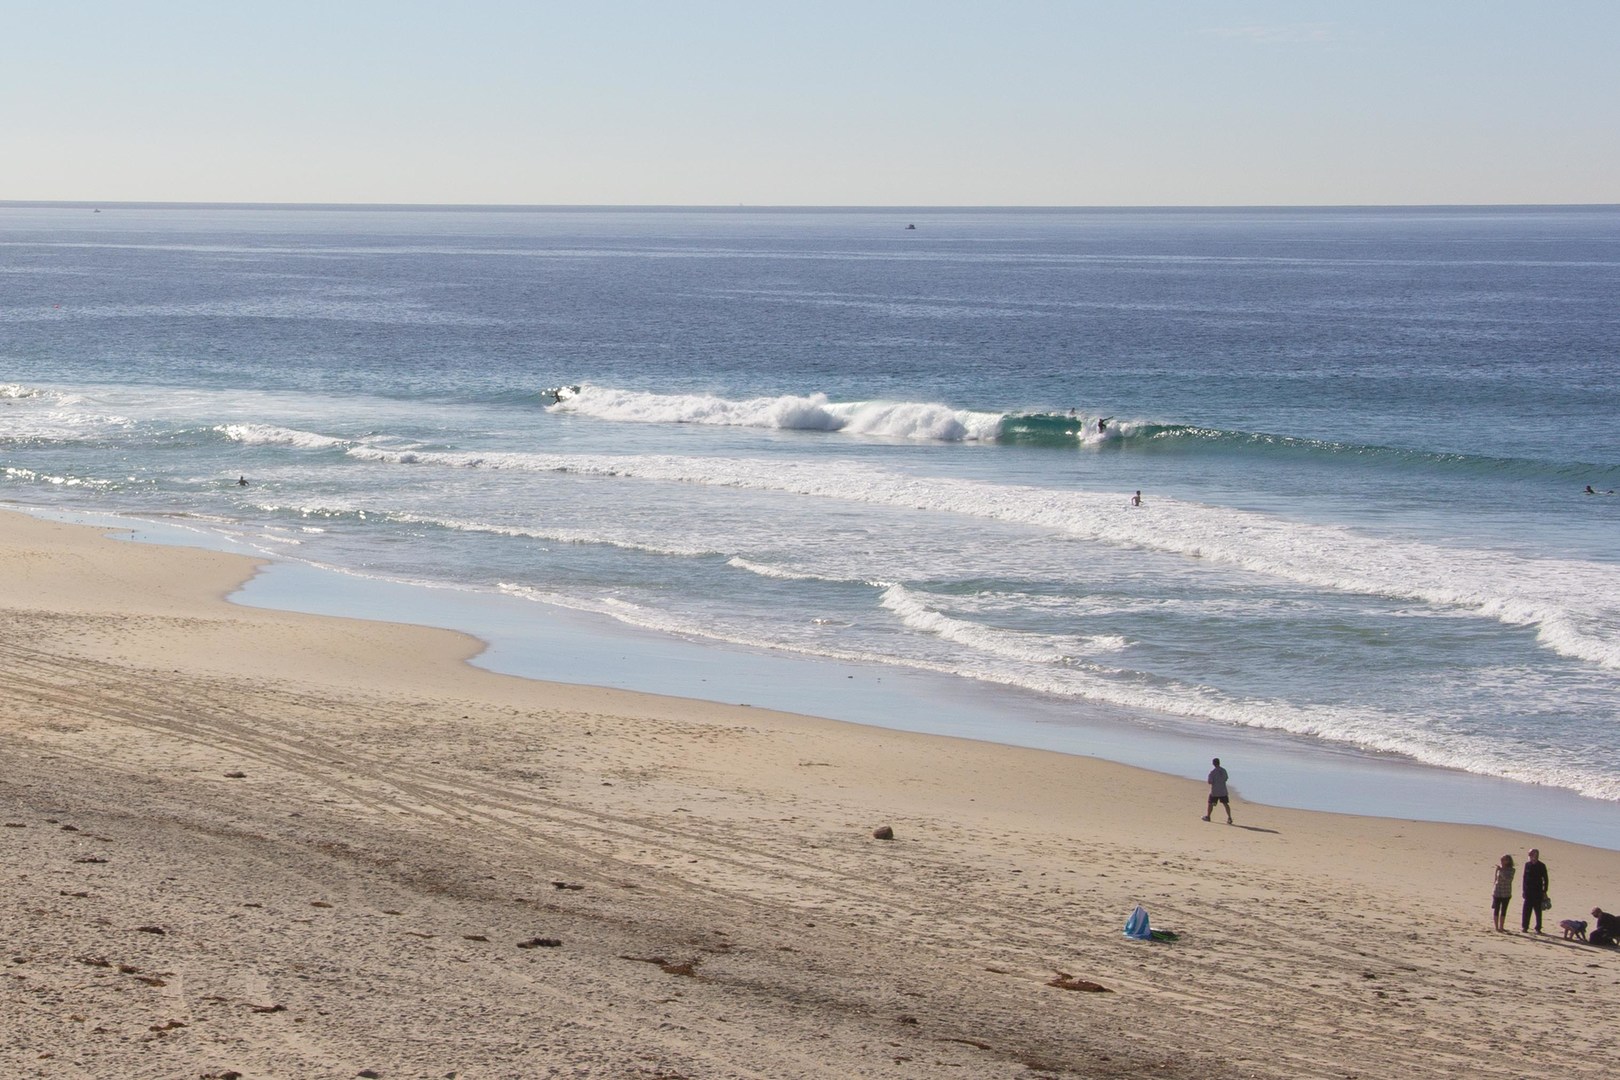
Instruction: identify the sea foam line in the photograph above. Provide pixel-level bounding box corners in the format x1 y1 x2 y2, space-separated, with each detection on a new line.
879 584 1127 662
343 445 1620 671
2 466 120 489
493 579 1620 801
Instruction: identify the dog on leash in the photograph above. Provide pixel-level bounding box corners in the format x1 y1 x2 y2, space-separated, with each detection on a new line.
1559 918 1588 941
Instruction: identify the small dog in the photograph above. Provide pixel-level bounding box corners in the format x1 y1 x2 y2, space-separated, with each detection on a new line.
1559 918 1588 941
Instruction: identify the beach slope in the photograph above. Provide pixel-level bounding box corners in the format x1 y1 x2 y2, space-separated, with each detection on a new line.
2 509 1617 1079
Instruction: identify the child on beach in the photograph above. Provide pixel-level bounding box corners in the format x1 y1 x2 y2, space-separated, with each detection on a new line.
1491 854 1514 931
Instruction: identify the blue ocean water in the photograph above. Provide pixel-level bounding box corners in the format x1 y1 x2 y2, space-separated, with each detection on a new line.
4 204 1619 823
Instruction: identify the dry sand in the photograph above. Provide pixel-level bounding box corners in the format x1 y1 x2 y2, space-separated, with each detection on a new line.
2 507 1618 1079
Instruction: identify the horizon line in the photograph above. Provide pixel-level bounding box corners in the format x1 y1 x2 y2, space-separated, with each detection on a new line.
3 199 1618 213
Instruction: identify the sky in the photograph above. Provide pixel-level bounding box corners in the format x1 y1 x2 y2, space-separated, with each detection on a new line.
5 0 1617 206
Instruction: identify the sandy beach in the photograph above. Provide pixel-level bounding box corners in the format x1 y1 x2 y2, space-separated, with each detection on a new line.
3 507 1618 1080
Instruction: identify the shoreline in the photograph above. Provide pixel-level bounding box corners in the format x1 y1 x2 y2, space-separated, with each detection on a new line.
5 506 1620 1077
35 504 1620 852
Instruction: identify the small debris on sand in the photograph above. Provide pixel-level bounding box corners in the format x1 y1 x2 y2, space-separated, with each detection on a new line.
1047 972 1112 993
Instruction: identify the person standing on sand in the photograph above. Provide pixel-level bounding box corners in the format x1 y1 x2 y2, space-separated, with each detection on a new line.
1521 848 1549 933
1203 757 1233 824
1491 853 1515 931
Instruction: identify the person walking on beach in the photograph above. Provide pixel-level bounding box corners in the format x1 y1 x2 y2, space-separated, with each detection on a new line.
1491 853 1515 931
1203 757 1233 824
1521 848 1550 933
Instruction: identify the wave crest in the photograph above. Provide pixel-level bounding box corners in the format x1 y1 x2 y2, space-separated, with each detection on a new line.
217 424 351 450
550 385 1010 442
879 584 1127 664
1 383 86 406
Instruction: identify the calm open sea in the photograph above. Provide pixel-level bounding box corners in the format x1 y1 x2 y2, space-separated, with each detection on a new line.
4 204 1618 835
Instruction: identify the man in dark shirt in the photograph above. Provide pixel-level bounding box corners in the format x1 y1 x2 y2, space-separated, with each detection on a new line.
1203 758 1232 824
1521 848 1550 933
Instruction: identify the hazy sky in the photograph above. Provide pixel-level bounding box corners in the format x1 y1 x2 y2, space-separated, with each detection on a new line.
6 1 1616 205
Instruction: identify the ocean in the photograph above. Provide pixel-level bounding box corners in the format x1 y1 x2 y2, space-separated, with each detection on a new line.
4 203 1619 841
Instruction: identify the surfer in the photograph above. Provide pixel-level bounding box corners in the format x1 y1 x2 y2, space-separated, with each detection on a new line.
1097 417 1112 433
1131 490 1142 507
237 476 249 487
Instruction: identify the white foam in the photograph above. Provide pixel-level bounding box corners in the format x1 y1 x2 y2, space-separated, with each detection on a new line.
726 557 831 582
879 584 1124 663
2 466 117 489
549 385 1007 442
0 383 87 406
0 384 127 441
391 513 721 560
217 423 350 450
341 445 1620 672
